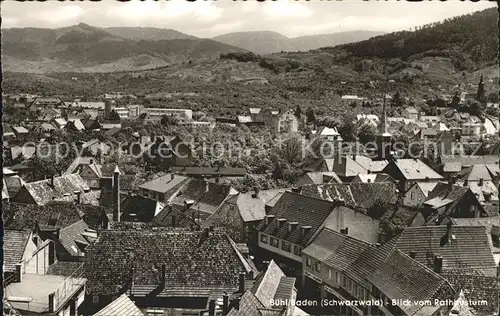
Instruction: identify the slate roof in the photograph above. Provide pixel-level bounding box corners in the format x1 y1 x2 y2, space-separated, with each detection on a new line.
256 191 336 246
393 226 497 276
94 294 144 316
386 159 443 180
86 228 252 296
4 229 31 272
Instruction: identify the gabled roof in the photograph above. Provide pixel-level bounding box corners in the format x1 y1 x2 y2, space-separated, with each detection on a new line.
18 174 89 205
456 164 495 182
424 182 480 215
120 194 165 222
94 294 144 316
303 158 335 172
256 191 336 246
4 229 31 272
333 156 367 178
138 173 188 194
252 260 290 309
386 159 443 181
58 219 97 256
86 228 252 296
300 182 398 212
393 226 497 276
64 156 97 175
231 189 286 223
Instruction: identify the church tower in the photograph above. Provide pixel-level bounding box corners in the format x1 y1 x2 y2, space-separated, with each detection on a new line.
476 74 486 103
375 96 392 160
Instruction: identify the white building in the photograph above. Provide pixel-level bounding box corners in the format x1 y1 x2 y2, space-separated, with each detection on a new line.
143 108 193 120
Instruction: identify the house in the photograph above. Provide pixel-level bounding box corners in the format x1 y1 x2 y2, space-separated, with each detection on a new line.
142 136 193 168
402 107 419 120
353 155 388 173
171 166 247 180
31 97 62 108
276 109 299 133
310 126 342 141
9 145 37 161
332 156 367 182
382 158 444 192
64 156 97 175
119 194 166 222
356 114 379 127
151 204 200 229
65 119 86 132
484 116 499 135
440 155 499 178
138 173 189 202
52 118 67 129
351 173 395 184
299 182 398 215
207 188 286 245
301 227 456 316
54 219 98 262
12 126 29 139
255 192 380 280
94 293 143 316
225 260 302 316
413 182 488 226
85 227 257 315
303 158 335 173
4 229 55 284
11 174 92 206
294 172 341 187
5 261 86 316
402 181 438 207
170 179 237 220
81 139 111 156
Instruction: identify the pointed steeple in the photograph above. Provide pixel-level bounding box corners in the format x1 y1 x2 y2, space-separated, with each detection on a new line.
477 74 486 103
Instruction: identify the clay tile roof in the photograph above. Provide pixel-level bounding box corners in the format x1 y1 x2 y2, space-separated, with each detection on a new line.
86 228 251 296
94 294 144 316
4 229 31 272
393 226 497 276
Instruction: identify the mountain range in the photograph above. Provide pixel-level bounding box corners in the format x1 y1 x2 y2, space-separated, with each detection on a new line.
2 23 383 73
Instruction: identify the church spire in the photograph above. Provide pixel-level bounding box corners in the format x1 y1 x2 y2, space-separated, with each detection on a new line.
477 74 486 103
379 95 389 136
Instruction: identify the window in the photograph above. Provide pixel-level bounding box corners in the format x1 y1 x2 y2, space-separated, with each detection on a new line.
270 237 279 247
336 272 339 284
410 192 415 199
282 242 291 252
315 262 321 272
306 258 312 267
328 269 332 279
342 275 347 287
294 245 302 255
92 295 99 305
146 309 164 316
260 234 268 244
229 204 235 211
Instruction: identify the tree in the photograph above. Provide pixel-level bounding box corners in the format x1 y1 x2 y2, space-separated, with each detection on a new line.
450 92 460 108
108 110 120 122
358 124 377 145
338 114 357 142
392 91 404 107
305 107 316 124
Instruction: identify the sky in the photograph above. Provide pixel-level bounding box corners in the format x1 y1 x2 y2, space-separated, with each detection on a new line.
1 0 497 38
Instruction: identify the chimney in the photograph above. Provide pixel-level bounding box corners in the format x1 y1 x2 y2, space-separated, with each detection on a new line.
113 166 121 222
48 293 56 313
451 175 457 184
171 173 175 181
222 292 229 314
340 227 348 235
446 221 453 241
171 215 177 227
205 181 210 193
448 181 453 191
15 263 23 283
185 199 194 210
252 188 259 198
74 190 82 204
463 180 468 187
50 174 56 187
479 178 484 186
160 263 166 286
288 222 298 233
233 297 241 310
238 272 246 293
409 251 416 259
433 255 443 273
277 218 287 229
265 215 275 225
300 225 312 238
208 299 216 316
291 187 300 193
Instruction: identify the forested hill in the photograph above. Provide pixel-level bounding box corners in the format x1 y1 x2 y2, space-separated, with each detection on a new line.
333 8 498 68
